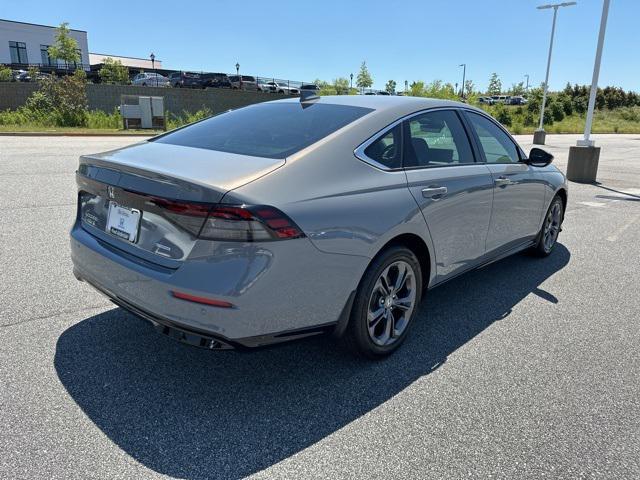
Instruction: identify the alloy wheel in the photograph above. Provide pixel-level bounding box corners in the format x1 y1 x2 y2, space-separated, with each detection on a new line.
367 261 417 346
543 202 562 252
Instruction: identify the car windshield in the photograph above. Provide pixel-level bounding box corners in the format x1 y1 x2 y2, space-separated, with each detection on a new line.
153 102 373 159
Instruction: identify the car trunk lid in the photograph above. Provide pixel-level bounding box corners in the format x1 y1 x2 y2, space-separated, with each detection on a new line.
76 141 284 267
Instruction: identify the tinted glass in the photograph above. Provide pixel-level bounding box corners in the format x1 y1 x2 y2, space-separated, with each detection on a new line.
364 124 402 169
154 103 373 159
467 112 520 163
404 110 474 167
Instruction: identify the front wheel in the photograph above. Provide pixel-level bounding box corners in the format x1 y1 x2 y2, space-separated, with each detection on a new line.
345 246 423 358
532 195 564 256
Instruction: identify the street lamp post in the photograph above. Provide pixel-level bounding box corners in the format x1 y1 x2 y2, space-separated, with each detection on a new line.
350 73 353 91
534 2 576 145
404 80 408 94
235 62 240 89
150 52 156 87
525 74 530 92
459 63 466 99
567 0 611 183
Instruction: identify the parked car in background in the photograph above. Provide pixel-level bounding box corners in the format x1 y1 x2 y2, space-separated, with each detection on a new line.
11 69 26 81
169 71 204 88
132 73 170 87
201 73 231 88
478 96 495 105
263 81 300 95
229 75 258 90
70 95 567 358
491 95 512 104
509 96 528 105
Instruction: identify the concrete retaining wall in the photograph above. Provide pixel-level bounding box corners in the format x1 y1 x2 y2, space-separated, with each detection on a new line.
0 82 284 115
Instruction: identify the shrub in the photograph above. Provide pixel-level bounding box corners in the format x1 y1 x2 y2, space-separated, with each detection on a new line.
550 101 565 122
523 112 535 126
0 65 11 82
511 123 523 135
24 91 53 112
494 104 512 126
86 109 121 129
38 70 88 126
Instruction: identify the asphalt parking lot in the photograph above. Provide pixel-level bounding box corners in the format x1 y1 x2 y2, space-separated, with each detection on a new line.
1 134 639 479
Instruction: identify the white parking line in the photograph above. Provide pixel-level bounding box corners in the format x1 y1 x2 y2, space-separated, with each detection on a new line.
607 213 640 242
578 201 607 207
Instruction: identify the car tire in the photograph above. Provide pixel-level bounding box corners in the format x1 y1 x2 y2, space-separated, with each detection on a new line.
532 195 564 257
344 246 423 358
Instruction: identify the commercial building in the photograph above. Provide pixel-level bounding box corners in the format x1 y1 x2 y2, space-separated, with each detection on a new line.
0 18 90 70
88 53 162 71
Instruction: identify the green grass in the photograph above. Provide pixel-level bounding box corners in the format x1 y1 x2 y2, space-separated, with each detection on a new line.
479 105 640 134
0 107 214 135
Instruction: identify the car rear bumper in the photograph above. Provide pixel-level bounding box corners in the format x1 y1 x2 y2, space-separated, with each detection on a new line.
70 223 368 348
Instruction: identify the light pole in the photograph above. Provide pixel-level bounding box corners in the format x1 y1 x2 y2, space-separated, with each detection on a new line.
459 63 466 99
150 52 156 87
534 2 576 145
525 74 530 92
235 62 240 89
404 80 408 94
567 0 610 183
350 73 353 91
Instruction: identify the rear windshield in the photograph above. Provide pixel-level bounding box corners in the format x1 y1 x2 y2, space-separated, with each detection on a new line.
152 102 373 159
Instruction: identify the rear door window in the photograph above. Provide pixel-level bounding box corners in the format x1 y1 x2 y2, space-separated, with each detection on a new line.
153 102 373 159
403 110 475 167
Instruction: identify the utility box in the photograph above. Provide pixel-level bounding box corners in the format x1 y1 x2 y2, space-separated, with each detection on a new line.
121 95 166 130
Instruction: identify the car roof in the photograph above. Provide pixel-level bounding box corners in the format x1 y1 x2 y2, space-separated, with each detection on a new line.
270 94 481 115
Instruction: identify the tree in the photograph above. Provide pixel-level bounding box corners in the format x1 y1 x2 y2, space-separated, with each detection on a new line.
48 23 80 68
508 82 525 96
385 79 397 94
487 73 502 95
333 77 350 95
356 61 373 93
99 57 130 84
464 79 475 97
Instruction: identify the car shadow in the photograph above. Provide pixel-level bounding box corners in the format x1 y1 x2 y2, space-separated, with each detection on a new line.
55 244 570 479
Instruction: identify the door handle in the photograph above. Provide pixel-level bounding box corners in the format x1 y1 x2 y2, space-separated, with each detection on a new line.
421 186 448 199
494 176 512 187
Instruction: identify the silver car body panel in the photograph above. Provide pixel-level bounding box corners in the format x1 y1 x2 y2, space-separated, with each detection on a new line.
70 95 568 347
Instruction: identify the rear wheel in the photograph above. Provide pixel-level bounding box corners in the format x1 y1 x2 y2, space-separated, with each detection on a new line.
532 195 563 256
345 246 422 358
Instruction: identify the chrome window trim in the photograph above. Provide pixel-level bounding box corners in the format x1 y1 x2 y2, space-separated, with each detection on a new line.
354 106 482 172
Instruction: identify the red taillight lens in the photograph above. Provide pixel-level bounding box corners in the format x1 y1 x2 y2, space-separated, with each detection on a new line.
150 197 305 242
200 205 305 241
148 197 212 236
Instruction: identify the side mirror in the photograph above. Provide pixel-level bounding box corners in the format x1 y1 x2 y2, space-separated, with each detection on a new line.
528 147 554 167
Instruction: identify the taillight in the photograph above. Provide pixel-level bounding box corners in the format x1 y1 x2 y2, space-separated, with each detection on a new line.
148 197 211 236
150 198 305 242
199 205 305 241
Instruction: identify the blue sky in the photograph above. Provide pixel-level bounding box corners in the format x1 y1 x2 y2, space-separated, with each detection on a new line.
4 0 638 91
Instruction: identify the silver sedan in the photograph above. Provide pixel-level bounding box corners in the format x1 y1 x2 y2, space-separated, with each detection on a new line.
70 95 567 357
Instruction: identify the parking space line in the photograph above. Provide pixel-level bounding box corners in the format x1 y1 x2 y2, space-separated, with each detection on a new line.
606 213 640 242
